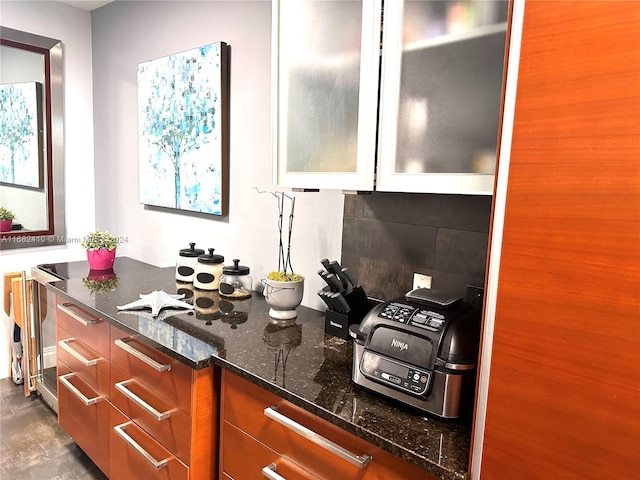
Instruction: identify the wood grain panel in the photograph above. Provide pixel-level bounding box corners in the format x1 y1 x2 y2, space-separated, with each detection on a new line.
57 325 110 397
221 421 319 480
57 362 111 477
110 363 191 465
481 1 640 479
110 324 193 414
56 297 111 358
187 365 218 480
109 407 188 480
222 371 437 480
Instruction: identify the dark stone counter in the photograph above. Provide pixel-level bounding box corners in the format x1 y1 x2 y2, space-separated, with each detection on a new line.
42 258 471 480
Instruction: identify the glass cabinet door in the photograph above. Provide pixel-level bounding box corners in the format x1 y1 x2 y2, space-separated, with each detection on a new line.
272 0 381 190
377 0 508 194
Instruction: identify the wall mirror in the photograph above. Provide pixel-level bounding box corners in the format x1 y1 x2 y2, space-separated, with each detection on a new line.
0 26 65 250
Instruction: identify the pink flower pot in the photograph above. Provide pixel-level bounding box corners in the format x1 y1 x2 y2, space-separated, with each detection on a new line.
0 220 12 232
86 248 116 271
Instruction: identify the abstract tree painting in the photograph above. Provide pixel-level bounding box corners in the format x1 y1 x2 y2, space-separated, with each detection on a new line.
137 42 229 215
0 82 44 188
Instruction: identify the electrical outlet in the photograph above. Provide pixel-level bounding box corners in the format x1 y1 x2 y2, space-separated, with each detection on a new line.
413 273 432 290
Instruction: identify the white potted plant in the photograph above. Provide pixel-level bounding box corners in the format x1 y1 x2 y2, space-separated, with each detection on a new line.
0 207 16 232
82 230 120 271
262 191 304 323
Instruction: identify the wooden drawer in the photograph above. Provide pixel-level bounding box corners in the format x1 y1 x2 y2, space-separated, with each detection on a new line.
111 363 191 465
222 371 435 480
221 421 319 480
57 325 110 397
57 362 110 477
110 325 192 414
110 407 188 480
56 298 110 358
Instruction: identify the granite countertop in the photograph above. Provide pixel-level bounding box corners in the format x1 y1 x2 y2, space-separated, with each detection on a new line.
42 258 471 480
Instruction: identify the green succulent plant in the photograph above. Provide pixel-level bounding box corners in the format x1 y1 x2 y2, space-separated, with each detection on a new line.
81 230 120 250
0 207 16 221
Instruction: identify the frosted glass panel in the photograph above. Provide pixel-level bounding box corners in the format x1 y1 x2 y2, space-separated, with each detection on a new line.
394 0 508 175
277 0 363 174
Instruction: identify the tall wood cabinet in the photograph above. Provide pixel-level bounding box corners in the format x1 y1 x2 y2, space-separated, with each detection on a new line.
475 1 640 478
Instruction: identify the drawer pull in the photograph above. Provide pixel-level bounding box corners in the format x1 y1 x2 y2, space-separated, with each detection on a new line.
58 338 101 366
57 303 97 326
264 406 372 468
115 380 172 421
114 338 171 372
59 373 102 406
114 422 170 470
262 463 286 480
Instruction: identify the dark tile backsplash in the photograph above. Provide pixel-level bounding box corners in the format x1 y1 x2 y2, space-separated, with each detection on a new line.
341 192 492 301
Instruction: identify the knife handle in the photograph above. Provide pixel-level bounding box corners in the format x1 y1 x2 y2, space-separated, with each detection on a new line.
320 258 332 271
329 261 350 288
325 274 344 293
341 267 357 288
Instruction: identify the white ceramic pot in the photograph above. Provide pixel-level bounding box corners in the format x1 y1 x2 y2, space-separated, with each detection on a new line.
263 278 304 323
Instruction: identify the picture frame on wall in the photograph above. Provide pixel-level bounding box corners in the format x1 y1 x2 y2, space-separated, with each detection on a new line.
0 81 44 189
137 41 229 216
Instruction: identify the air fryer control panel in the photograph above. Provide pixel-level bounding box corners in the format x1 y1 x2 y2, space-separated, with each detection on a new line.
377 302 446 333
359 350 431 397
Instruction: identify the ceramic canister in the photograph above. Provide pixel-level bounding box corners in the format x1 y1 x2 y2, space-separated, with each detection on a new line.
194 248 225 291
176 242 205 282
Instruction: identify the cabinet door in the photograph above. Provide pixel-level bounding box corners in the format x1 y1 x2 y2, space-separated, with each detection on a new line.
377 0 508 194
57 362 111 476
272 0 381 190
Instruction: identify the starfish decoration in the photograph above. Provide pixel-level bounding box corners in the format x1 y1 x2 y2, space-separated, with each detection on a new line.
117 290 194 317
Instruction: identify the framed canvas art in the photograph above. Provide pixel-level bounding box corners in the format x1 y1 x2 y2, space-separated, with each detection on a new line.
0 82 44 189
137 42 229 215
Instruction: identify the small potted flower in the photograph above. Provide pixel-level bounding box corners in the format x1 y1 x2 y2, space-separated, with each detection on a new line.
260 191 304 323
0 207 16 232
82 230 121 271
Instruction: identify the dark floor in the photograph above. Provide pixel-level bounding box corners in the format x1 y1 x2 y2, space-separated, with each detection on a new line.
0 378 107 480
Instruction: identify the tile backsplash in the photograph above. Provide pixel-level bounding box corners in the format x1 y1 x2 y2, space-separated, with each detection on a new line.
341 192 492 302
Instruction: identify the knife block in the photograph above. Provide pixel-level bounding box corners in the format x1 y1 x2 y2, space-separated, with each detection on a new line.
324 286 373 340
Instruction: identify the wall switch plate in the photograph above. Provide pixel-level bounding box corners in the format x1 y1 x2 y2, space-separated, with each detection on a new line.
413 273 432 290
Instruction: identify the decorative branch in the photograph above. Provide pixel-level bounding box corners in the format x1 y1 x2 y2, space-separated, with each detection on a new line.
254 188 301 280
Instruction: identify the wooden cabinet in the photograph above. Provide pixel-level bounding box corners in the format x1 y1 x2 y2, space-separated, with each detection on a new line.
56 298 113 476
220 370 436 480
109 325 218 480
474 1 640 479
56 297 219 480
272 0 508 194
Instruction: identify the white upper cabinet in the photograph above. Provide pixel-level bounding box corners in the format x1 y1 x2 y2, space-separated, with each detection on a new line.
272 0 508 194
377 1 508 194
272 0 382 190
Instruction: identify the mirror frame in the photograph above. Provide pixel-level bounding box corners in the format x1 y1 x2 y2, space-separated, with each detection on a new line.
0 26 65 250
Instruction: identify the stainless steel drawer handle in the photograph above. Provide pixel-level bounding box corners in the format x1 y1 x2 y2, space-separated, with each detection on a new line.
59 373 103 406
57 303 97 326
58 338 101 366
264 406 372 468
113 422 170 470
262 463 286 480
115 380 172 421
114 338 171 372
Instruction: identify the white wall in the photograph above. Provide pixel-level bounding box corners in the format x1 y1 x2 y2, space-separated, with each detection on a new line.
0 1 97 379
91 1 344 309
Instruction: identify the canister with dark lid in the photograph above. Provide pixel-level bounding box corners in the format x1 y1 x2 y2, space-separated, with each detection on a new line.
176 242 205 282
220 259 252 299
194 248 225 291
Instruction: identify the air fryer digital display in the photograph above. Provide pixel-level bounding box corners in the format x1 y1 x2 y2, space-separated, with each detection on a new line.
359 350 431 397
